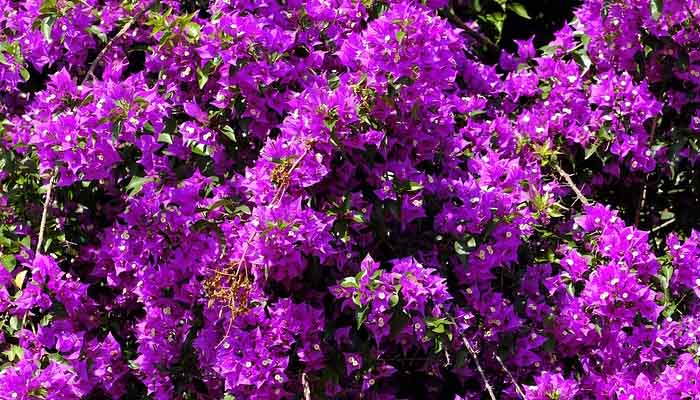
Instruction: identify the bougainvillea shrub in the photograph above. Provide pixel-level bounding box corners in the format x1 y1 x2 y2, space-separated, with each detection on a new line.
1 0 700 398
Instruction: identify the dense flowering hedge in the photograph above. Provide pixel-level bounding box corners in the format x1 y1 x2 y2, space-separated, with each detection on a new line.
1 0 700 398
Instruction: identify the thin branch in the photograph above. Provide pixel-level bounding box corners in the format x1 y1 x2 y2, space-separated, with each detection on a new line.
463 338 497 400
634 182 648 227
494 353 527 399
635 119 658 227
553 164 590 206
35 170 57 261
82 0 159 84
302 372 311 400
270 145 312 206
651 217 676 233
439 9 500 59
213 142 315 348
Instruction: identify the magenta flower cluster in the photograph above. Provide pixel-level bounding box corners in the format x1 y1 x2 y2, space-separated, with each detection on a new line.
0 0 700 399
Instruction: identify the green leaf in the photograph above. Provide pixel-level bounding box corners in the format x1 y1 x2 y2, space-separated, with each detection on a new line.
46 352 69 365
472 0 483 12
548 204 565 218
539 80 552 100
370 268 382 281
351 213 366 224
39 0 57 16
324 113 338 131
158 31 173 48
125 176 154 197
466 236 477 249
268 52 283 64
328 74 340 90
480 12 506 42
340 277 359 288
20 67 30 81
220 125 236 142
660 210 675 221
196 67 208 89
539 44 558 57
407 181 423 191
663 299 677 318
356 306 369 329
468 109 486 118
87 25 108 43
8 316 19 332
579 33 591 47
3 344 24 361
352 292 362 307
507 3 531 19
659 264 673 291
651 0 663 20
389 293 399 307
184 22 201 42
191 143 211 156
41 16 56 42
111 120 123 141
597 125 613 141
594 324 602 337
40 313 53 326
157 133 173 144
454 241 468 256
1 255 16 272
493 0 507 10
584 141 600 160
395 29 406 43
13 270 27 289
426 317 453 336
234 205 251 215
566 282 575 296
573 48 592 75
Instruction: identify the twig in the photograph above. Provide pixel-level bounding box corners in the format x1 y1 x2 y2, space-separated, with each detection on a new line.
635 119 658 227
494 353 527 399
213 142 315 348
634 182 648 227
35 170 57 261
302 372 311 400
439 9 500 59
463 338 497 400
270 146 312 206
651 217 676 233
82 0 159 84
553 164 590 206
